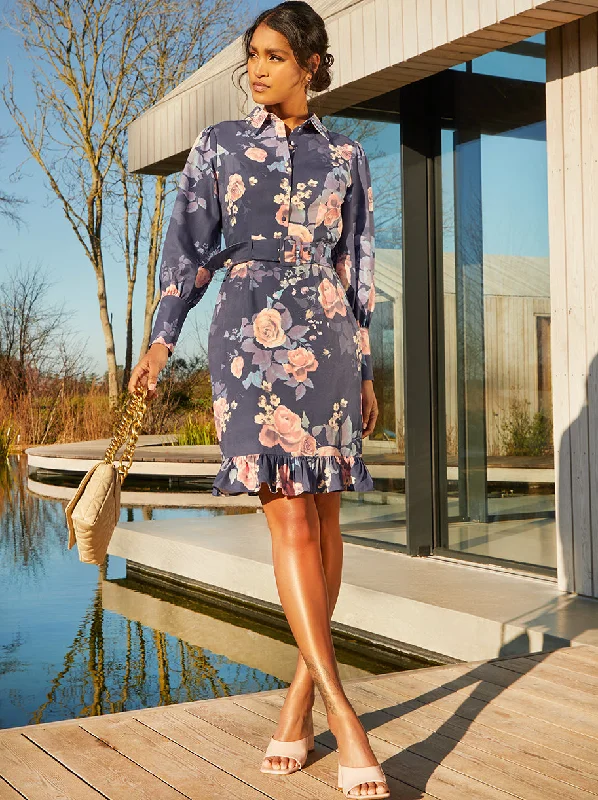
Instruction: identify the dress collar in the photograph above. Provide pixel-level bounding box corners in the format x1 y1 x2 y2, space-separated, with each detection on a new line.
244 103 330 140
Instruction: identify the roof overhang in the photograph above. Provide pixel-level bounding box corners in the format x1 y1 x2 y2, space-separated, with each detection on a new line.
127 0 598 175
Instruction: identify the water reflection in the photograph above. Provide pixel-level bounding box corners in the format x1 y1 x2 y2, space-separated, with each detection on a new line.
1 455 396 730
0 455 288 728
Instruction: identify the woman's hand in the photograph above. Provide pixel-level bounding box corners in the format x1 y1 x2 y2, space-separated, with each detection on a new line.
128 343 169 401
361 379 378 438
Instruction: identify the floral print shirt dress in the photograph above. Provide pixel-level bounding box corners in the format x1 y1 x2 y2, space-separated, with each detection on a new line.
149 103 376 497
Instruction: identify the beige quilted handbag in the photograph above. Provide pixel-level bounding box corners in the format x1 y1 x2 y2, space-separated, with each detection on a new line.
65 385 148 564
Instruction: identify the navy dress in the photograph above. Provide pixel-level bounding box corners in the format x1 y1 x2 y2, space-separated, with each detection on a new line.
149 103 377 496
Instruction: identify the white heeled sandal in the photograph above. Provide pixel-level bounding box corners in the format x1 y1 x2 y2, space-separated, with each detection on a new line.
260 730 315 775
337 750 391 798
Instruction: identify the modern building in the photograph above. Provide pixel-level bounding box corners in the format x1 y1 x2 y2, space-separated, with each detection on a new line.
128 0 598 600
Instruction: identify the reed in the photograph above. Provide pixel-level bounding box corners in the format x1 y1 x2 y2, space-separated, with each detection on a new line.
176 413 218 446
0 419 18 459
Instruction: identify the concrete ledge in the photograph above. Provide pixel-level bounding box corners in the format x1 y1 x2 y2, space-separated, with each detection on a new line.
109 514 598 662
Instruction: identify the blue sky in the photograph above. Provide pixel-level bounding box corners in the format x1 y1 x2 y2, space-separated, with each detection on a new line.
0 13 549 377
0 1 271 376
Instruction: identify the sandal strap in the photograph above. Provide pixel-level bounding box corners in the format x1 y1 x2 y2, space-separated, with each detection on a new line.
340 763 387 795
264 736 309 764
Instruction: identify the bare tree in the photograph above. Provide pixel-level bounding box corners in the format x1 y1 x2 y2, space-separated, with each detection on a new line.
0 262 85 402
0 131 26 229
2 0 246 408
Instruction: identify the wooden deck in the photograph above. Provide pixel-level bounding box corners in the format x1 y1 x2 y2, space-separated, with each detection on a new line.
2 644 598 799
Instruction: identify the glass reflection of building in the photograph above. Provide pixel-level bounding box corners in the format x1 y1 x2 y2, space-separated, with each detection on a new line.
329 34 555 573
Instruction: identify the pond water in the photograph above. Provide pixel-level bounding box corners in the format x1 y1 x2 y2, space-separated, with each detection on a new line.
0 455 418 730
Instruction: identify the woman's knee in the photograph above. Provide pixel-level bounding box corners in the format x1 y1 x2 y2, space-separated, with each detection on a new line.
260 488 321 549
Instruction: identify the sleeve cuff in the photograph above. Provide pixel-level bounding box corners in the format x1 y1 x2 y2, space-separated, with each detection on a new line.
361 353 374 381
149 294 192 354
357 325 373 381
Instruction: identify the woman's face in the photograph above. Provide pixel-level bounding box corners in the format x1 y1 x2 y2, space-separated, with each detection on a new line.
247 22 318 107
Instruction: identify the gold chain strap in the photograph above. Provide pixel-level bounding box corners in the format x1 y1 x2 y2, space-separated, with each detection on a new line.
103 384 148 483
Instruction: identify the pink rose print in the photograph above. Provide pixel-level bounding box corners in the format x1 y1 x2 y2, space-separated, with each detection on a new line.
358 327 371 355
245 147 267 162
195 266 212 288
300 434 317 456
227 173 245 202
151 335 174 353
318 277 348 319
334 253 352 289
258 405 304 454
277 463 304 496
315 193 342 228
213 397 229 441
250 108 268 128
235 456 260 491
253 308 287 348
368 285 376 312
316 445 342 457
339 143 354 161
162 283 180 297
231 355 244 378
231 260 252 279
283 347 319 382
276 203 290 226
287 222 312 241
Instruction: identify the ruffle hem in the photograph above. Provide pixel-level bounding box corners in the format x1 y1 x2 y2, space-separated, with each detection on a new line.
211 453 374 496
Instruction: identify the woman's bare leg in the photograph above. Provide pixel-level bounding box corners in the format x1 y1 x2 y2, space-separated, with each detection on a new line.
258 484 389 796
261 491 343 769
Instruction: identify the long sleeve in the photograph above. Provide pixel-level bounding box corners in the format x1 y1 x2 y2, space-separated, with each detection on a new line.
332 140 376 381
149 124 222 355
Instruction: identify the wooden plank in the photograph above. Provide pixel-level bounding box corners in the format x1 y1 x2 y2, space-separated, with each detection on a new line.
463 0 481 33
529 645 598 674
22 724 184 799
402 0 418 60
417 0 434 53
335 692 597 800
78 715 265 800
431 0 449 47
385 665 598 738
338 11 353 85
561 19 593 596
333 675 598 792
492 654 598 692
374 0 391 70
362 0 379 73
0 781 23 799
579 12 598 597
388 0 405 64
350 4 366 81
447 0 465 40
0 732 101 800
356 670 598 766
497 0 516 19
141 705 348 800
189 695 514 800
478 0 499 27
545 24 575 593
326 16 341 91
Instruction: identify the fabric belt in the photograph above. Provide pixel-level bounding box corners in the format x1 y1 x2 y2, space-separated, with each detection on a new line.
204 235 335 272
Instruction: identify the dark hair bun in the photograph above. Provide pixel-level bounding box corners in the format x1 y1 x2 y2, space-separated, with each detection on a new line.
311 51 334 92
242 1 334 94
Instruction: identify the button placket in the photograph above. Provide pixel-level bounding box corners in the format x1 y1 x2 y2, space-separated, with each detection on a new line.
275 119 295 247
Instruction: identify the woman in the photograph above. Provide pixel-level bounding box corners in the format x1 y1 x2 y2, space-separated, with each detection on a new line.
129 2 387 797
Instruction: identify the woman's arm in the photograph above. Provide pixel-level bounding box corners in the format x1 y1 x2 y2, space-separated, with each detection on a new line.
331 140 376 382
149 124 223 356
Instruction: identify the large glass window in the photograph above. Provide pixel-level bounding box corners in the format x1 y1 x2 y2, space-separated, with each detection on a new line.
322 114 405 548
326 34 554 572
440 36 555 569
